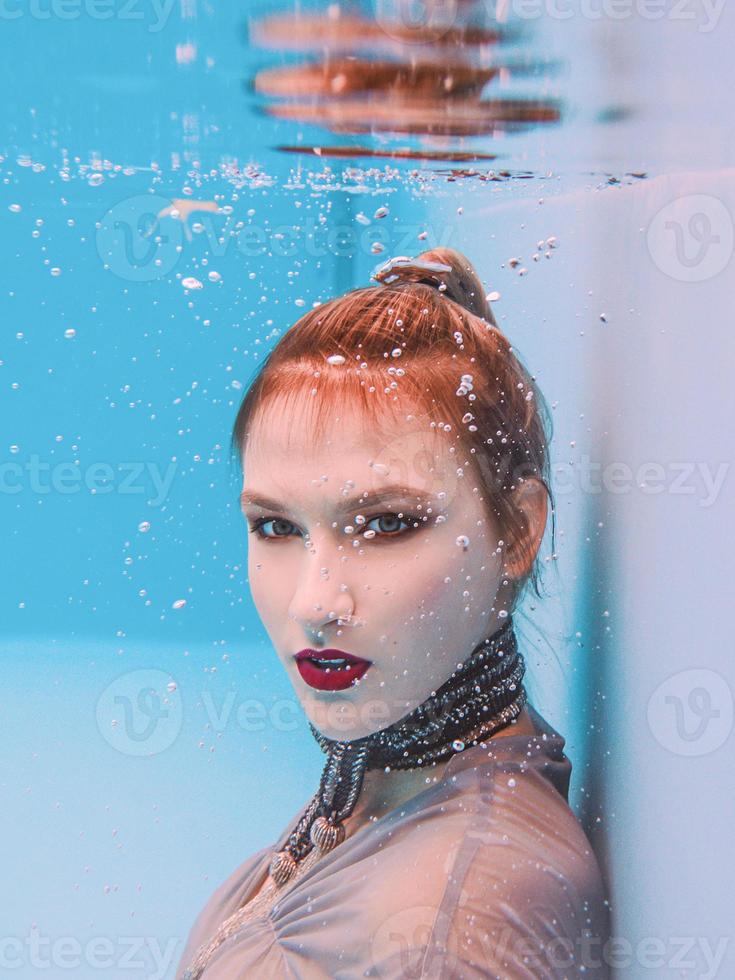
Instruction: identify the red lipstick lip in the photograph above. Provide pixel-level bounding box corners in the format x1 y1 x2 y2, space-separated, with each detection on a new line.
294 648 372 665
293 649 373 692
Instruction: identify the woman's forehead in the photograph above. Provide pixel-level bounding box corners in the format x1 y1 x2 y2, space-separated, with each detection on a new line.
245 395 451 465
242 416 472 522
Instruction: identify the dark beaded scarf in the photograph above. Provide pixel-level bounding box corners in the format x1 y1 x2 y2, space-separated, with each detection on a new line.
268 615 527 886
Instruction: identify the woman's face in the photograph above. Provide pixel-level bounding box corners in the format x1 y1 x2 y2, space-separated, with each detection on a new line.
240 394 516 741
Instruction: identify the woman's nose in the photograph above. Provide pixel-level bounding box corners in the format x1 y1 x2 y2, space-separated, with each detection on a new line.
288 539 355 634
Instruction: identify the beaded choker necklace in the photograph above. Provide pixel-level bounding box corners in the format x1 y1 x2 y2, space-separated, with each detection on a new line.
268 615 526 886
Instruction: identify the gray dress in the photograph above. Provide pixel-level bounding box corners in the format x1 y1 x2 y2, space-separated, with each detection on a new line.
175 704 611 978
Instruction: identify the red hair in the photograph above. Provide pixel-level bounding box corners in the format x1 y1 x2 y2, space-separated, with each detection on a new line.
231 247 555 611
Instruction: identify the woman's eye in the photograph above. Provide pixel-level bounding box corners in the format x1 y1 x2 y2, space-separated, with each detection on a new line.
248 512 421 542
362 512 420 538
248 517 297 540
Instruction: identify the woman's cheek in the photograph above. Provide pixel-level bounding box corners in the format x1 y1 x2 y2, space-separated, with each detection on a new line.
410 533 469 612
247 549 286 621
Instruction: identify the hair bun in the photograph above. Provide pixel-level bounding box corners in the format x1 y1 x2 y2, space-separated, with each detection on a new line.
372 246 497 327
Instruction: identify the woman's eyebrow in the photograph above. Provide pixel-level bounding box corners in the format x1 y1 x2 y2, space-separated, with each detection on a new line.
239 484 435 514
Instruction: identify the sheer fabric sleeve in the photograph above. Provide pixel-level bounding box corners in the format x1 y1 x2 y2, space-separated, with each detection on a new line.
367 762 611 979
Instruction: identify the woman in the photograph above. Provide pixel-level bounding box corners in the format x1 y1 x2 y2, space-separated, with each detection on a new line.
176 248 611 978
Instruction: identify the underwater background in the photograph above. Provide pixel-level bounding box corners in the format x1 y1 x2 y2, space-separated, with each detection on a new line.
1 1 734 976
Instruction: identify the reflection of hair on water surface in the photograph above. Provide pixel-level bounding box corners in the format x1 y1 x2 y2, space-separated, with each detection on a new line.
249 11 506 51
248 7 561 151
275 145 502 163
255 60 500 100
260 95 560 137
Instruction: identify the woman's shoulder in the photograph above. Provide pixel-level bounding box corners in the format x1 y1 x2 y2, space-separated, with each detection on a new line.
422 703 606 894
323 703 604 910
359 707 611 976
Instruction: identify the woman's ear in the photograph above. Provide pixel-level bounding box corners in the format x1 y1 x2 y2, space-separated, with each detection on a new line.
503 478 548 581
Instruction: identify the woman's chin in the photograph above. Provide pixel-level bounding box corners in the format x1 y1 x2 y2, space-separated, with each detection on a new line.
299 692 399 743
